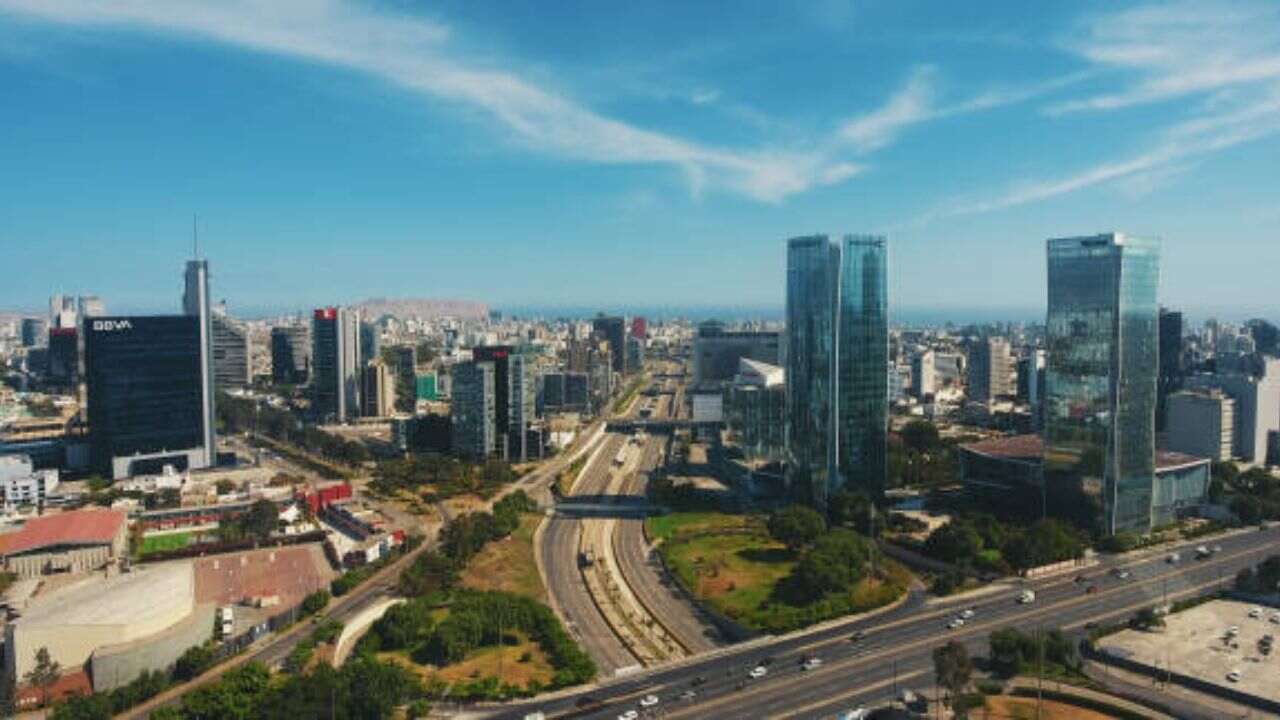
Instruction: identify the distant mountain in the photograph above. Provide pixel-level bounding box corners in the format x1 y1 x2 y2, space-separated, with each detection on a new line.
353 298 488 320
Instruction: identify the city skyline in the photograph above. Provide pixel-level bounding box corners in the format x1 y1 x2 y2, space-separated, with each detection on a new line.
2 1 1279 316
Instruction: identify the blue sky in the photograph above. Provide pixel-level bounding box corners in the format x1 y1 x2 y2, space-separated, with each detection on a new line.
1 1 1279 319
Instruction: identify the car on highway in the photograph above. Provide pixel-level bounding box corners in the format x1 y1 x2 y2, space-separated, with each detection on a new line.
691 676 708 687
679 690 697 701
1195 545 1212 559
947 618 965 629
749 665 768 679
638 694 660 708
1115 569 1132 580
1227 669 1242 683
617 711 639 720
1227 625 1241 636
960 608 976 619
848 630 866 642
1166 552 1180 563
801 656 823 670
1017 590 1036 604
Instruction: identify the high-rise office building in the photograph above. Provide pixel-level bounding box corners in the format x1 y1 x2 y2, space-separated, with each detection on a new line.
630 316 647 340
359 322 380 365
1043 233 1160 535
271 325 310 384
1186 358 1280 466
967 337 1015 405
693 321 782 385
785 234 888 507
20 319 45 348
910 350 935 399
472 346 536 461
451 360 496 459
592 315 627 375
46 328 78 384
210 314 251 390
182 260 218 464
1157 308 1184 431
312 307 362 423
84 316 215 479
1165 389 1235 462
361 359 396 418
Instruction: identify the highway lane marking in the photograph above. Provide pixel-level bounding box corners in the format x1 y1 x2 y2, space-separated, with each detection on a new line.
659 541 1272 720
769 669 927 720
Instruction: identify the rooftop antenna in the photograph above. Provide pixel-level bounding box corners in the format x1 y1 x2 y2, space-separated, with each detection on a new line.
192 214 199 259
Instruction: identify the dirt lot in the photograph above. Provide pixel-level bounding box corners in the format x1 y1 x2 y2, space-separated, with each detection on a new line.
984 696 1115 720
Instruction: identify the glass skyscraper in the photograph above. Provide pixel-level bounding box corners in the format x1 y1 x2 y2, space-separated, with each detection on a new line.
786 234 888 508
1043 233 1160 535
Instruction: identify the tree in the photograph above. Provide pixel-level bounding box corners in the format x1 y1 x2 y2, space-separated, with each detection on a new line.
300 589 330 617
50 693 113 720
25 646 61 708
173 643 216 682
1131 607 1165 631
923 522 983 565
767 505 827 552
932 640 973 703
900 420 941 454
1232 495 1264 525
828 490 880 536
241 499 281 539
179 662 270 720
794 529 874 595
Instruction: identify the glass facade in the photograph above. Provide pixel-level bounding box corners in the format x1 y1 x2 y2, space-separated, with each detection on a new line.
785 235 888 507
1044 234 1160 534
84 315 206 476
837 236 889 500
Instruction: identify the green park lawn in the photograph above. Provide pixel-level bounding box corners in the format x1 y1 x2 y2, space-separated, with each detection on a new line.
140 532 191 556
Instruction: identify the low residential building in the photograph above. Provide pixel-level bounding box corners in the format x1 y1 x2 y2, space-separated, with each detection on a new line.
0 455 59 510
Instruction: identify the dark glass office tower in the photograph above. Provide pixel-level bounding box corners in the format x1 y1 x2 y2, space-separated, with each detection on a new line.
592 316 627 375
84 316 209 478
1044 234 1160 535
1157 308 1184 431
785 234 888 508
312 307 361 422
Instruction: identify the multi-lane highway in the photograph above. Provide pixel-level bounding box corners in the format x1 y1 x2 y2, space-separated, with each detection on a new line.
494 523 1280 720
613 433 724 655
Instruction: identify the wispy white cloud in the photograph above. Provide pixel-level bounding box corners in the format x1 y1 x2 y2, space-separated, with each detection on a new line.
689 89 721 106
0 0 862 202
934 0 1280 217
1049 0 1280 114
837 65 1088 154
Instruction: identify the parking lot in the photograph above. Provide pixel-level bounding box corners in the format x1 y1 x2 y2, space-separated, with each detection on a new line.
1099 598 1280 703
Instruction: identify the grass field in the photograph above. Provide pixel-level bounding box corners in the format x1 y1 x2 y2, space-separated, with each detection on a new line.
377 630 555 691
645 511 755 543
140 532 191 555
657 512 911 632
458 514 547 603
985 696 1114 720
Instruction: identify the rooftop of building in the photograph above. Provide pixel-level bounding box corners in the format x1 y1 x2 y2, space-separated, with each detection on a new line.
960 433 1207 471
17 562 192 630
0 508 126 556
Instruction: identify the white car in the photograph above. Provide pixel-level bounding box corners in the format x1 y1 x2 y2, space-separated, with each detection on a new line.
1227 670 1242 683
960 608 976 619
638 694 660 708
617 711 639 720
749 665 768 679
947 618 965 629
1017 590 1036 604
838 710 869 720
1249 607 1263 619
802 657 823 670
1166 552 1180 563
1227 625 1241 636
1270 613 1280 625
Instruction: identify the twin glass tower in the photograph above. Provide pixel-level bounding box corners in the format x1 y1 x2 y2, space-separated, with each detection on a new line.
785 235 889 508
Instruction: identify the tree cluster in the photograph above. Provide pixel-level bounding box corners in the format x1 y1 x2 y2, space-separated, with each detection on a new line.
922 514 1085 573
1213 462 1280 524
217 394 370 467
888 420 958 489
370 454 517 501
1235 554 1280 595
987 627 1078 677
766 506 879 598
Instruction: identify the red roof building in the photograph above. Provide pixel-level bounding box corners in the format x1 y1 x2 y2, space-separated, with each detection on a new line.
0 509 129 578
